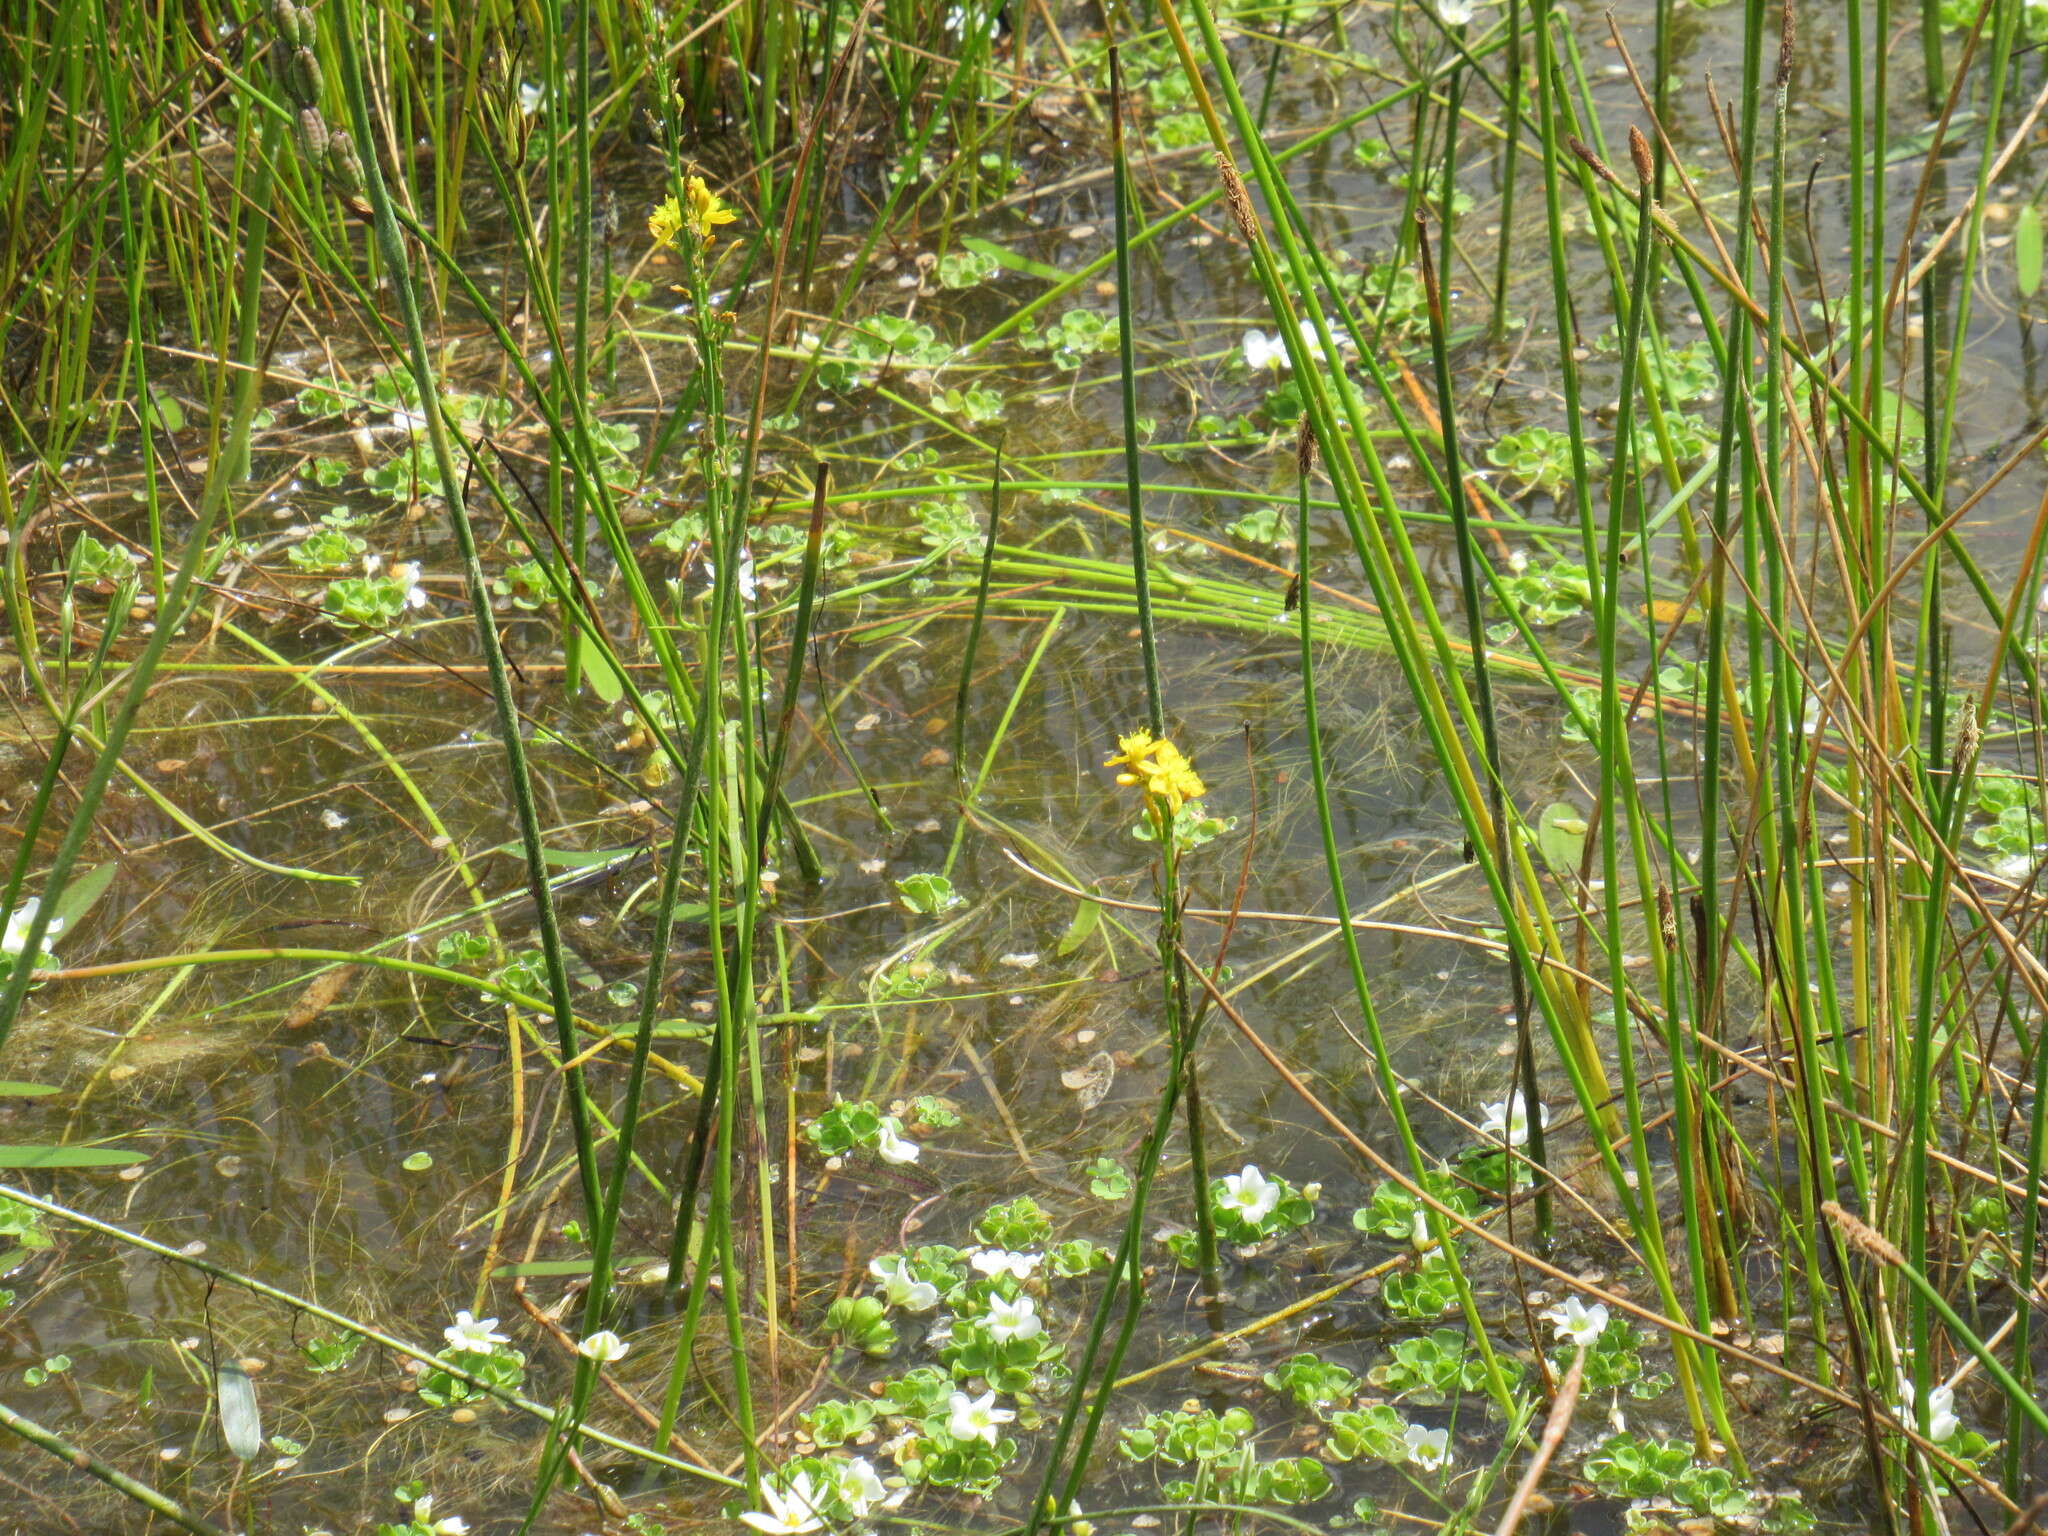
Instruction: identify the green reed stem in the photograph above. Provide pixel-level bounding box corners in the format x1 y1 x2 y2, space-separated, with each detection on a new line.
0 1398 228 1535
331 0 604 1239
0 107 280 1056
1289 427 1515 1415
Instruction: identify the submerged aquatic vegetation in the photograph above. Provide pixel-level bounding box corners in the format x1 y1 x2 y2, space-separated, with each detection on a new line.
2 0 2047 1528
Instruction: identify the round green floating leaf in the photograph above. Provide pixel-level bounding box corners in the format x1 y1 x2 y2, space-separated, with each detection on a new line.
401 1151 433 1172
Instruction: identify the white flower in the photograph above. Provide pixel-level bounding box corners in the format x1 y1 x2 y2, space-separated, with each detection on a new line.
985 1294 1042 1342
1295 317 1340 363
704 555 759 604
942 4 970 33
321 809 349 831
873 1118 920 1165
576 1329 629 1363
947 1389 1015 1445
1892 1370 1960 1443
1478 1090 1548 1148
1438 0 1475 23
518 81 543 116
738 1473 825 1536
1403 1422 1451 1470
1243 329 1290 374
1409 1206 1435 1252
442 1311 508 1354
1925 1386 1960 1443
393 561 430 610
1542 1295 1610 1348
1 899 60 962
411 1496 469 1535
831 1457 904 1516
969 1248 1042 1280
1217 1165 1281 1225
869 1256 940 1312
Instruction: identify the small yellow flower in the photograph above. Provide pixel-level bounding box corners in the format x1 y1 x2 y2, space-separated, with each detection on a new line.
648 177 738 252
1106 730 1205 814
648 196 684 249
683 175 737 248
1103 730 1161 776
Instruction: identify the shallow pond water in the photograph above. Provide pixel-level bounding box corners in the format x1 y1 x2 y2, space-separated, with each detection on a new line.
5 0 2047 1530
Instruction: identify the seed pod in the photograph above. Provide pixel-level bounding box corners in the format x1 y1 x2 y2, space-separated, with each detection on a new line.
326 127 363 193
1295 413 1316 477
294 105 329 160
269 0 303 45
290 45 320 106
296 106 329 163
1778 0 1796 89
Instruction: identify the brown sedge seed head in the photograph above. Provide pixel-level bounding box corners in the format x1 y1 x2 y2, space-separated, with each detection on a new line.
1628 126 1654 187
1217 154 1261 247
1567 136 1623 189
1822 1201 1903 1267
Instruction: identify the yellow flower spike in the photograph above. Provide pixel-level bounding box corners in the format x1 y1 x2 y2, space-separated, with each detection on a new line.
683 175 737 248
648 196 684 250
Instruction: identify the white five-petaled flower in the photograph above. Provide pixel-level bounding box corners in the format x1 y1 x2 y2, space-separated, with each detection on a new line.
947 1389 1016 1445
1438 0 1475 25
969 1248 1042 1280
985 1293 1043 1343
576 1329 629 1363
1478 1089 1548 1148
442 1311 508 1355
870 1255 941 1312
1 899 60 964
873 1117 920 1165
1542 1295 1610 1348
1403 1422 1452 1471
831 1457 904 1517
1243 329 1290 374
738 1473 826 1536
1217 1164 1282 1225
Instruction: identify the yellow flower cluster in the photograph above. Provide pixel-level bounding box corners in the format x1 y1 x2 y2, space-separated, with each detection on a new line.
1104 729 1206 814
647 176 738 252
